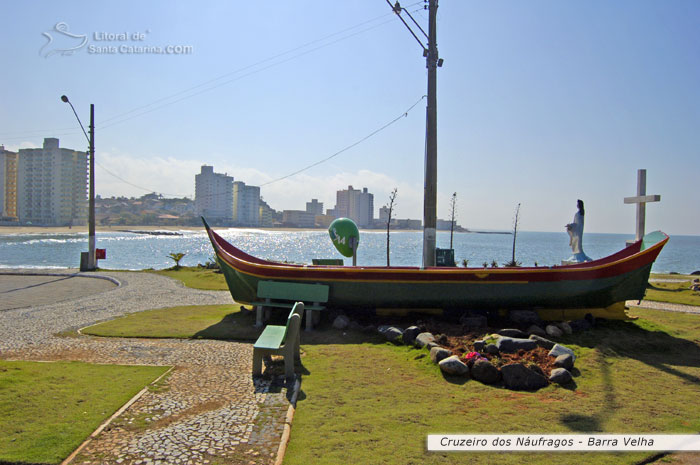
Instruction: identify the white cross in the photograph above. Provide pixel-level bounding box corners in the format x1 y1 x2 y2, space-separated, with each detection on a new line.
624 169 660 245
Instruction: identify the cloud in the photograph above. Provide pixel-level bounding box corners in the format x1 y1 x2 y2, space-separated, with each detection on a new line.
94 150 425 219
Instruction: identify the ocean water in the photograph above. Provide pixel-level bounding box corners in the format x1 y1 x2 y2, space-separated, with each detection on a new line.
0 229 698 274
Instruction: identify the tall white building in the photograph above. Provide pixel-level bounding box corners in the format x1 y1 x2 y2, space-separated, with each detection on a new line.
17 138 87 226
233 181 260 226
194 165 233 221
0 145 18 219
334 185 374 227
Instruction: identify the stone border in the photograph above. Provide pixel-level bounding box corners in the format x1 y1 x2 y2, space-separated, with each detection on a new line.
274 376 301 465
60 366 174 465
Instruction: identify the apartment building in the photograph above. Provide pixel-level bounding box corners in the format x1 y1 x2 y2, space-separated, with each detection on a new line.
16 138 87 226
333 185 374 228
0 145 18 219
233 181 260 226
194 165 233 221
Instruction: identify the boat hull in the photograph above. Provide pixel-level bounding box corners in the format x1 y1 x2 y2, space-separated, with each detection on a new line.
204 220 667 313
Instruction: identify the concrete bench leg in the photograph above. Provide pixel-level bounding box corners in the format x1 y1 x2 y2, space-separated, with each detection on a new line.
305 309 314 331
252 349 264 376
255 306 264 327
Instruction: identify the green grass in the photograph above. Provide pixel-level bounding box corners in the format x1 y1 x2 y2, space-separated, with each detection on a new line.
149 266 228 291
282 308 700 465
644 280 700 306
81 304 260 340
0 360 168 465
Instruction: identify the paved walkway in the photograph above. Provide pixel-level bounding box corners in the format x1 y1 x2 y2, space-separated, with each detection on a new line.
626 299 700 315
0 270 293 465
0 273 117 311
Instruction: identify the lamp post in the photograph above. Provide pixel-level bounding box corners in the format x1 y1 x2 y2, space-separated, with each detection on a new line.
61 95 95 271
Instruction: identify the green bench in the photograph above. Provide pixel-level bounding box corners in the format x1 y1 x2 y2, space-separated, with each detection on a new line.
253 280 329 331
311 258 344 265
253 302 303 379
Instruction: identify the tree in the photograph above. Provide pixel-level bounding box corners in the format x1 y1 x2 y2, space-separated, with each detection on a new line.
385 188 398 266
505 203 522 267
168 252 186 270
449 192 457 249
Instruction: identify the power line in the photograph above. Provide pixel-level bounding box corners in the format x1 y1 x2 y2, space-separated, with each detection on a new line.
95 95 426 198
97 17 401 131
260 95 426 187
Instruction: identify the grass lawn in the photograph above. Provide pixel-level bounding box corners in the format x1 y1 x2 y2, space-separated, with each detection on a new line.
0 360 168 465
282 307 700 465
79 300 700 465
81 304 259 340
644 279 700 307
149 266 229 291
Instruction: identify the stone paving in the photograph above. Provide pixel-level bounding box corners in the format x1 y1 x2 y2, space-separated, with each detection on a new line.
0 270 294 465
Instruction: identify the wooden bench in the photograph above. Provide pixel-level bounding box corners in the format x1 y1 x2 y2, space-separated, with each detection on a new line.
252 302 303 379
312 258 344 265
253 280 329 331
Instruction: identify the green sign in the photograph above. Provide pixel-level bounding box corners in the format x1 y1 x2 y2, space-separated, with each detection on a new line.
329 218 360 257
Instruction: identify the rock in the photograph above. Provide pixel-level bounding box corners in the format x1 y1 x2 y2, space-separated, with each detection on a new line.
568 319 591 332
414 332 436 348
426 341 441 351
470 359 501 384
496 336 537 353
557 321 573 335
485 343 500 355
460 315 488 328
508 310 541 325
430 346 452 363
473 340 485 352
436 334 449 345
554 353 575 370
497 328 527 338
332 315 350 330
545 324 563 338
402 326 421 345
528 334 555 349
349 320 363 331
549 368 573 384
501 363 549 390
548 343 576 362
438 355 470 376
380 326 403 343
527 325 547 338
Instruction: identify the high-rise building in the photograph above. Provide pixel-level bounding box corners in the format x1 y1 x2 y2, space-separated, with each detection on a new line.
17 138 87 226
334 185 374 227
259 198 275 227
0 145 18 219
305 198 323 216
194 165 233 221
233 181 260 226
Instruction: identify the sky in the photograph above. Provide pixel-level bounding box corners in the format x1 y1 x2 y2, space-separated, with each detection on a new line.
1 1 698 235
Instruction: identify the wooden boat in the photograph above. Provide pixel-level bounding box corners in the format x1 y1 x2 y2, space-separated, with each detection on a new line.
203 219 668 318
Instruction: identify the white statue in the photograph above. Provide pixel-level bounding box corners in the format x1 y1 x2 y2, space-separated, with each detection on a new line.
565 199 591 263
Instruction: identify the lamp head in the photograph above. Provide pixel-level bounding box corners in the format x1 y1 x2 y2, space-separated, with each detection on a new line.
60 95 69 103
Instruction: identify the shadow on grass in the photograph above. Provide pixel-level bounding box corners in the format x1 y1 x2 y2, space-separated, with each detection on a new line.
557 318 700 432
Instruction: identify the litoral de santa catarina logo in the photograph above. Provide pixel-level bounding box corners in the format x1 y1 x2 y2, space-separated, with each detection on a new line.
39 22 193 58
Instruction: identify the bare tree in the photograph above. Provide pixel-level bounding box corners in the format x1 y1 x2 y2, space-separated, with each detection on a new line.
385 188 398 266
449 192 457 249
505 203 521 267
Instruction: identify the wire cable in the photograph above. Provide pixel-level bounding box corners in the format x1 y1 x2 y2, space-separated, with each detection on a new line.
259 95 426 187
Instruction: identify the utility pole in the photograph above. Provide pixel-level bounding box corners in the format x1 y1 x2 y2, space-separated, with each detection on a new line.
386 0 441 267
88 104 95 270
423 0 439 267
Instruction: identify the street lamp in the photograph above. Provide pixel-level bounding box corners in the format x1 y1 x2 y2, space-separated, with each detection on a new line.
61 95 96 271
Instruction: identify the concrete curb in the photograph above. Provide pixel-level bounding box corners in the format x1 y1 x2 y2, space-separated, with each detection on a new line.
60 366 174 465
274 376 301 465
